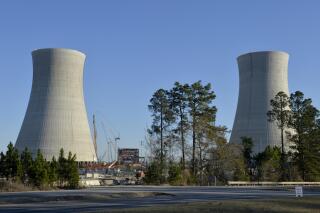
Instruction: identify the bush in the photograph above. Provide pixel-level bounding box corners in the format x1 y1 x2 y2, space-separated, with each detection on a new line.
168 163 182 185
143 161 162 185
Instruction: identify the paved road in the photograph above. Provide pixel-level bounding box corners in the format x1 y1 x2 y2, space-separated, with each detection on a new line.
0 186 319 212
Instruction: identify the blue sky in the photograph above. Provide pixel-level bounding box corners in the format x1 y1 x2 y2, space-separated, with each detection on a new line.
0 1 319 157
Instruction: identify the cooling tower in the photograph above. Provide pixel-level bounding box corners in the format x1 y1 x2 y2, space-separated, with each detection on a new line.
230 51 289 153
15 48 97 162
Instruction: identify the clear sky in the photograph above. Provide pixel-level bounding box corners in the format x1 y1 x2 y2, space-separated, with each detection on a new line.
0 1 319 158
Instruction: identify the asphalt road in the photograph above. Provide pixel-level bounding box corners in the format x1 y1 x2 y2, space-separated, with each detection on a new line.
0 186 320 212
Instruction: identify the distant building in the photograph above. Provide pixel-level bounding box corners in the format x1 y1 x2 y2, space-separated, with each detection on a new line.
118 148 139 164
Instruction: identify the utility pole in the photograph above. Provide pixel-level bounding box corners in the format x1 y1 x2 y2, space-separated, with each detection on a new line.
93 114 98 160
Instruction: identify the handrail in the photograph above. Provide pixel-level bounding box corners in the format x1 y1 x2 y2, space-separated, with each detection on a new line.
228 181 320 186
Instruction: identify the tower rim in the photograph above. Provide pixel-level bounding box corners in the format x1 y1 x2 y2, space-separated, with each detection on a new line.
31 48 86 58
237 50 289 60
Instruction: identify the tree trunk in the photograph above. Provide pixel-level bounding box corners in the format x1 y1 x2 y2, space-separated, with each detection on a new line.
199 145 202 185
180 110 185 169
192 118 196 176
281 127 284 155
160 107 163 167
280 127 285 180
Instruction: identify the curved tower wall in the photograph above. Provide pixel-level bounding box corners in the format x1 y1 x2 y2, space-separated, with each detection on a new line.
230 51 289 153
15 48 97 162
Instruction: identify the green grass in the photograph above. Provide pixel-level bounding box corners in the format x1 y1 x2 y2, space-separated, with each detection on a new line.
107 197 320 213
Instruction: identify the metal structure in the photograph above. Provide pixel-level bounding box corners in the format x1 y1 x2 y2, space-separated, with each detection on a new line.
100 120 120 162
230 51 289 153
15 48 97 162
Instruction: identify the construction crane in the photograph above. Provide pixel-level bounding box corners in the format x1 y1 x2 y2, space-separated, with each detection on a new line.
92 113 121 163
100 121 120 162
101 121 111 162
107 136 120 162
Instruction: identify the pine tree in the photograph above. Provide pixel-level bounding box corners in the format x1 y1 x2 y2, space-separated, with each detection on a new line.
170 82 190 169
241 137 253 179
20 147 33 184
3 142 21 181
30 150 48 187
148 88 175 178
57 148 67 186
0 152 6 178
48 156 58 186
288 91 320 181
267 91 291 180
66 152 79 188
186 81 216 176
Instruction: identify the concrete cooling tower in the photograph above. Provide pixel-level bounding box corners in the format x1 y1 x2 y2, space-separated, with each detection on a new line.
230 51 289 153
15 48 97 162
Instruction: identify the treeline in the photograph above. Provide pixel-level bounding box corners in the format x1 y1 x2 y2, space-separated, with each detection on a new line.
237 91 320 182
0 142 79 189
144 81 320 185
145 81 233 185
264 91 320 181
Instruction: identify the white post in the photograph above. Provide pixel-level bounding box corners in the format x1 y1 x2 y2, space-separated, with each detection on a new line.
295 186 303 197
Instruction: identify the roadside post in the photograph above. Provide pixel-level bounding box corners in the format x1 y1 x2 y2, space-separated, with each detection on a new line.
295 186 303 197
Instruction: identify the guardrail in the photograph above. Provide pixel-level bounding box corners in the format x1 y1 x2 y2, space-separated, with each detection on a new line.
228 181 320 186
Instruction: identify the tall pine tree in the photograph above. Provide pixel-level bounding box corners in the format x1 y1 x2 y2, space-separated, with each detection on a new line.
148 89 174 177
288 91 320 181
20 147 33 184
170 82 189 169
267 91 291 180
186 81 216 176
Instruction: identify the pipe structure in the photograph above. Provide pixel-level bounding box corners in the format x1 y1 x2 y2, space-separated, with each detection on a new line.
15 48 97 162
230 51 290 153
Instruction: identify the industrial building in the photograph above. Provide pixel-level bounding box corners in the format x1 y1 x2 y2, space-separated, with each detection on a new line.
118 148 140 164
15 48 97 162
230 51 290 153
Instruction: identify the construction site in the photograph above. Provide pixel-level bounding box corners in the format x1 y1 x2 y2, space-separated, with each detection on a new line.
79 115 145 187
78 113 146 187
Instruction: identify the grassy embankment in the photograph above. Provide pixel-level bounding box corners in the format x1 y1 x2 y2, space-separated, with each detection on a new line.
108 197 320 213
